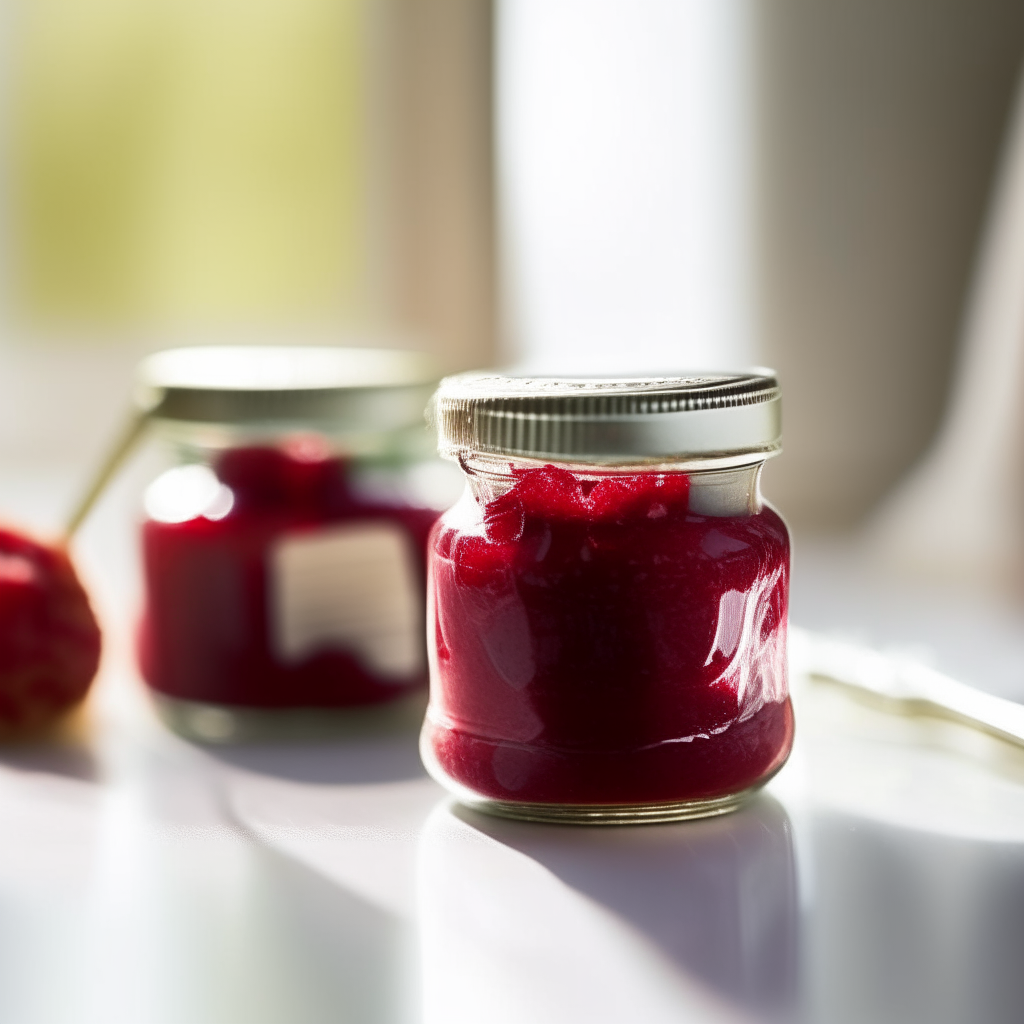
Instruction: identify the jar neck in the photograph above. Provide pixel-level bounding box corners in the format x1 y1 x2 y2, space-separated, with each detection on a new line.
456 451 767 517
151 418 436 464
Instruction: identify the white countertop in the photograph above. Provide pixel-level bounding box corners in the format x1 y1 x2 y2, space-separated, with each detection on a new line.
2 467 1023 1024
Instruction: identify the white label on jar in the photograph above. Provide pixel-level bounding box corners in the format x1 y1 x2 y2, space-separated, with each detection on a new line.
269 521 424 681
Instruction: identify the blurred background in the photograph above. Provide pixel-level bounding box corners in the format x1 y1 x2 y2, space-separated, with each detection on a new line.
3 9 1024 1021
3 0 1024 589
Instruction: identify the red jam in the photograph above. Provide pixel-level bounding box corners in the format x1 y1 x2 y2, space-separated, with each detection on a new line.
139 446 438 708
424 464 792 805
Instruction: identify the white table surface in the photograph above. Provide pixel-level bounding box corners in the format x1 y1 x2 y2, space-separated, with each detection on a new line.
2 466 1024 1024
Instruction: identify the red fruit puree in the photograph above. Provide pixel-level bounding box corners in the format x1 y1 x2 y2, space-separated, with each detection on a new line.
0 529 101 733
139 446 438 708
425 464 792 805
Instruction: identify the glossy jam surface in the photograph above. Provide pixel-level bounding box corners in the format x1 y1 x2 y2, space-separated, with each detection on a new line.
0 528 101 733
425 464 792 806
140 445 438 708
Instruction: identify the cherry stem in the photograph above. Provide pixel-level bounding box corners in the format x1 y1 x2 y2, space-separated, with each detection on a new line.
64 409 151 540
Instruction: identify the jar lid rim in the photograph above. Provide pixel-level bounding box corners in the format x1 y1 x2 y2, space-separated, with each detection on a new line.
432 369 781 461
437 370 776 400
137 345 439 427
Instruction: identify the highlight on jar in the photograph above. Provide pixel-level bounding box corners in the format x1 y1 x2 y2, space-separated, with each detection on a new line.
420 371 792 824
71 345 460 742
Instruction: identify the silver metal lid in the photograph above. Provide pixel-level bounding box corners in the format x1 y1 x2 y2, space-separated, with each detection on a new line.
137 346 439 429
433 371 782 463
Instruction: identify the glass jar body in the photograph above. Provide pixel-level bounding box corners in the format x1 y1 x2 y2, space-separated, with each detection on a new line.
138 421 452 740
421 454 793 823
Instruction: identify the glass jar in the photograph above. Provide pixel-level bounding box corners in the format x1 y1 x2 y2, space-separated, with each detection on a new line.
421 372 792 823
134 346 455 740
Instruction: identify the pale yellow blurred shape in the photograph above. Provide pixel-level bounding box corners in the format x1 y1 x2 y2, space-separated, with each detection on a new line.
12 0 366 327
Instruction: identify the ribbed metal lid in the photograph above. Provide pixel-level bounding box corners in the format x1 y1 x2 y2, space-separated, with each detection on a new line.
433 371 782 462
137 346 439 429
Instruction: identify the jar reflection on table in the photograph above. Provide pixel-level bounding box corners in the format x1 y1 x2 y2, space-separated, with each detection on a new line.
417 796 798 1022
134 346 456 740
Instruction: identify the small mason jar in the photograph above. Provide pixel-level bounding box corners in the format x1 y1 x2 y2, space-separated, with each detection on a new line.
421 372 793 824
134 346 452 741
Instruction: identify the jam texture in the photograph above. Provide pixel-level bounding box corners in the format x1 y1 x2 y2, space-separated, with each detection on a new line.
139 446 438 708
425 464 792 805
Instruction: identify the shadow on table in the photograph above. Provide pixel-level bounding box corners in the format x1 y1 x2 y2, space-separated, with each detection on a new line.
453 795 798 1021
0 741 98 782
206 730 426 785
0 825 413 1024
806 811 1024 1024
170 841 413 1024
0 704 99 782
201 703 426 787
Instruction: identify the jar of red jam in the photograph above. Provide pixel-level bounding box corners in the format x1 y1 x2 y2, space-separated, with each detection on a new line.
421 372 792 823
135 346 452 740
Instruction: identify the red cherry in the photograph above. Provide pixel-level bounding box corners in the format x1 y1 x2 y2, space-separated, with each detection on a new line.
0 529 101 735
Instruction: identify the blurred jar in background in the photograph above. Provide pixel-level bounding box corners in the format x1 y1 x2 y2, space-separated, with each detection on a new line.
134 346 455 742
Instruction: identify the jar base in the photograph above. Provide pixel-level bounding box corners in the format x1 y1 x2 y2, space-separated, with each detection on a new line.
420 723 788 825
152 691 426 744
449 786 765 826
